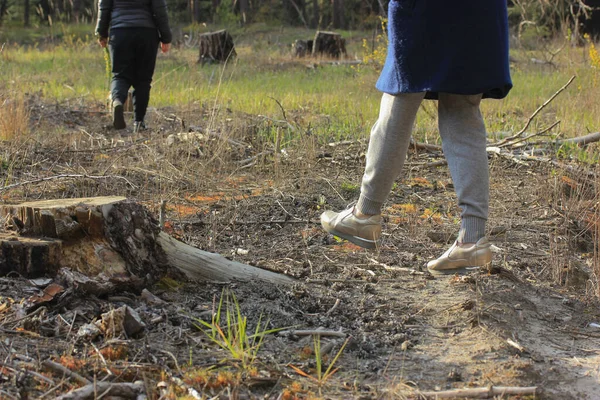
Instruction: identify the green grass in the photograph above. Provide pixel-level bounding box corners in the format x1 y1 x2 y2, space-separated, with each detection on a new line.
193 289 286 370
1 25 599 148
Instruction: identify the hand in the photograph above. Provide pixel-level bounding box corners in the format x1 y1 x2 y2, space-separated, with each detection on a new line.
161 42 171 53
98 37 108 48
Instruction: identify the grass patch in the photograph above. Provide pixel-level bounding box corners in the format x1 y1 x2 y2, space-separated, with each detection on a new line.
193 289 285 370
1 26 599 154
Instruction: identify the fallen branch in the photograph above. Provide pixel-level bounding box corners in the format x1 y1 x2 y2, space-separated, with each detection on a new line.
55 381 145 400
42 360 91 385
494 75 575 146
0 362 55 386
0 174 137 192
506 338 526 353
558 131 600 146
368 257 426 275
410 138 442 152
279 329 346 338
498 120 561 148
419 385 538 399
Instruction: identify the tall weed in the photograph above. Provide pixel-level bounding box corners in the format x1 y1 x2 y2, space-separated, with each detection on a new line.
0 92 30 140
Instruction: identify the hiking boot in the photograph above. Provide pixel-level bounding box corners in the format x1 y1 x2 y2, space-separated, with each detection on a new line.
133 120 146 134
427 237 492 275
112 100 126 130
320 208 381 249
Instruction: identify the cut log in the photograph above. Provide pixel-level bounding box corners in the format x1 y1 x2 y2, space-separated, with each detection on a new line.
312 31 346 58
198 30 236 64
0 197 293 289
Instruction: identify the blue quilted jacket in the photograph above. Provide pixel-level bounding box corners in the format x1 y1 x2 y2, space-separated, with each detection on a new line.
376 0 512 99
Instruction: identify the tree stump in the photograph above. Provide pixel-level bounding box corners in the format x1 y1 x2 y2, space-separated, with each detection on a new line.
291 39 313 58
312 31 346 58
198 30 236 64
0 197 293 293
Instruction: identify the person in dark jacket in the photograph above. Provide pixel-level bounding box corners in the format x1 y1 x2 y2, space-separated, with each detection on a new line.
95 0 172 132
321 0 512 275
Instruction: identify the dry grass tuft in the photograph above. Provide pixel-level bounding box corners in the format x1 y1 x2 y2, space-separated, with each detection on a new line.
548 167 599 296
0 92 30 140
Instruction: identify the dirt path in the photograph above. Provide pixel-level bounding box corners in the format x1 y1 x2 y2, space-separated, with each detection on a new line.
0 105 599 399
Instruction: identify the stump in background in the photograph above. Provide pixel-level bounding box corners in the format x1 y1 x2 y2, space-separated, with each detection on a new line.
312 31 346 58
292 39 313 58
198 30 236 64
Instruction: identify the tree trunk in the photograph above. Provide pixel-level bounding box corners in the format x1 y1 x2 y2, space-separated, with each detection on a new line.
312 0 319 28
0 197 293 293
0 0 9 27
239 0 248 24
24 0 30 26
189 0 201 23
332 0 344 29
198 30 236 64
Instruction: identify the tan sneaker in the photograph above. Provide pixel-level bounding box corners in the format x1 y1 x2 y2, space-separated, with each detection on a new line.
320 208 381 249
427 237 492 275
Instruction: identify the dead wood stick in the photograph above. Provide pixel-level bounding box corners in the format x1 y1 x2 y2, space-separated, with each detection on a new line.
410 138 442 152
325 299 341 316
1 362 56 386
419 385 537 398
235 150 274 166
558 131 600 146
506 338 526 352
55 381 145 400
279 329 347 338
494 75 575 146
159 199 167 230
368 257 426 275
499 120 561 148
0 174 137 192
42 360 91 385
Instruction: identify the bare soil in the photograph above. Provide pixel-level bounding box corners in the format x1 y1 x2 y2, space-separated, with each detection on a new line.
1 99 599 399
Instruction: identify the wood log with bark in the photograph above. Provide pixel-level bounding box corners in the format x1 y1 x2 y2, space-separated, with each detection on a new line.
198 29 236 64
312 31 346 58
0 197 293 293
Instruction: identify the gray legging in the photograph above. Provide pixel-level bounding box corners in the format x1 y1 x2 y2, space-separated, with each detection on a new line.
356 92 488 243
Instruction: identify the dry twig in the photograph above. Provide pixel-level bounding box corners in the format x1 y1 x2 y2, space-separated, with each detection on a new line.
42 360 90 385
55 381 145 400
419 385 537 399
494 75 575 146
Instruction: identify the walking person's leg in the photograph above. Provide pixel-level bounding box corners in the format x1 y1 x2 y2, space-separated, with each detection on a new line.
321 92 425 248
132 28 160 131
427 93 492 274
108 28 134 129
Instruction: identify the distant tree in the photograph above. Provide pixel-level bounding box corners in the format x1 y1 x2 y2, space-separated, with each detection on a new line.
311 0 318 28
0 0 9 27
239 0 248 23
332 0 344 29
24 0 30 26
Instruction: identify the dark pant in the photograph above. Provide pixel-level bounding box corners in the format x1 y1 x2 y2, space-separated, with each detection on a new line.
109 27 159 122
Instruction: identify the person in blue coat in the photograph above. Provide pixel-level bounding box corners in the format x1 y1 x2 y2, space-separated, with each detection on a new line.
321 0 512 275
